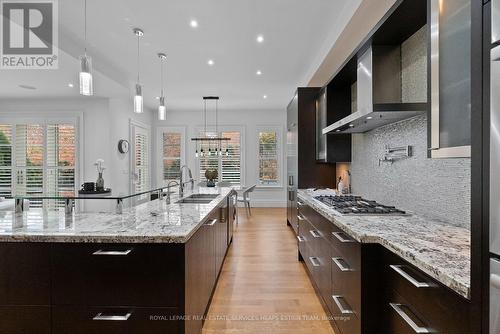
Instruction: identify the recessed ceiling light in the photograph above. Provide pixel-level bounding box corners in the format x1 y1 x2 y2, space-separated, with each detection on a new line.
190 19 198 28
366 116 373 120
349 124 355 127
155 96 160 100
256 70 262 76
207 59 214 66
335 129 341 132
263 95 267 99
18 84 36 90
68 83 74 88
256 34 264 43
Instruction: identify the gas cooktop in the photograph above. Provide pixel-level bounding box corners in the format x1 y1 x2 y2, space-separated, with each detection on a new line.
314 195 407 216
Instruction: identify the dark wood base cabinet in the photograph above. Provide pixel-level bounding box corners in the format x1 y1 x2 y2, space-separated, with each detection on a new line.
0 194 235 334
298 204 473 334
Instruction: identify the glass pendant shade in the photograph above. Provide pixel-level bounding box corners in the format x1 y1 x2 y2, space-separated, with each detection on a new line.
158 96 166 120
79 55 93 96
134 83 143 114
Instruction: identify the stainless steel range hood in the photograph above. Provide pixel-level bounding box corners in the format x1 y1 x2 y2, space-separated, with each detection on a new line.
323 46 427 135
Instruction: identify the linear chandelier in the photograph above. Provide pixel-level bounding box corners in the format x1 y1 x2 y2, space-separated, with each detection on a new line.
192 96 230 158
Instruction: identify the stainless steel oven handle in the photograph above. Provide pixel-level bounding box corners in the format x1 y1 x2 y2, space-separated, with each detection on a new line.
331 231 354 243
92 249 133 256
309 230 321 238
297 214 305 221
332 257 352 272
389 303 432 333
332 295 354 314
390 265 431 288
308 257 320 267
93 312 132 321
296 235 305 242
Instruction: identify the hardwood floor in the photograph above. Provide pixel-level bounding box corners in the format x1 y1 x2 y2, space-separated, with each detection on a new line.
203 208 335 334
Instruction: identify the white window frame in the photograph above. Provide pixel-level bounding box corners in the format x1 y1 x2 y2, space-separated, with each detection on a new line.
156 126 186 186
0 112 82 199
255 125 283 188
129 119 151 196
193 125 245 186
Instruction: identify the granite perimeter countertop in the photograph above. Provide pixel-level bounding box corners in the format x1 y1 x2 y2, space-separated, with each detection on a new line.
0 187 233 244
297 189 471 299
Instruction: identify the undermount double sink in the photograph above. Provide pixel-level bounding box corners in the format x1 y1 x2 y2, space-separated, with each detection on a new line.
176 194 219 204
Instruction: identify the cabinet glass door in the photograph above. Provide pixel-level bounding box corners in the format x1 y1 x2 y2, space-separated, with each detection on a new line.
430 0 471 158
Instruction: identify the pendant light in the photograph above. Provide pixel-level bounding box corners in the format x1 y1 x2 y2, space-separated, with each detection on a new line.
79 0 93 96
157 53 167 120
191 97 230 159
133 28 144 114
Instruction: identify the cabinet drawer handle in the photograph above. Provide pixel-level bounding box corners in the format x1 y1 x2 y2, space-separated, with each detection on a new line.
389 303 432 333
332 231 355 243
332 257 352 271
297 201 304 207
297 235 305 242
390 265 432 288
206 219 218 226
331 295 354 314
92 249 133 256
297 214 305 221
309 230 321 238
93 312 132 321
308 257 320 267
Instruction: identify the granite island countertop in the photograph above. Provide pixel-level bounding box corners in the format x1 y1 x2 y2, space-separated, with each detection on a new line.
0 187 233 244
298 189 471 299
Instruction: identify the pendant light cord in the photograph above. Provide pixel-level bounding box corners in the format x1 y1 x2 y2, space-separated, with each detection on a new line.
136 34 140 83
216 99 219 152
160 58 164 97
204 99 207 134
84 0 87 54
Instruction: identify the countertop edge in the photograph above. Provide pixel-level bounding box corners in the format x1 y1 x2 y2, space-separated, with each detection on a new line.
0 189 234 244
297 191 471 300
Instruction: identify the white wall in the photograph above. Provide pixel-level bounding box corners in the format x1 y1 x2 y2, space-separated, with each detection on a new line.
152 108 287 207
0 98 285 208
0 97 153 211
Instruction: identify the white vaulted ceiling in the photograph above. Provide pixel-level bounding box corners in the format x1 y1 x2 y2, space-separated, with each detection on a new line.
0 0 361 111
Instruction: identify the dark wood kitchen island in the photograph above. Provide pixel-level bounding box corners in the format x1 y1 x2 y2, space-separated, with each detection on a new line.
0 187 237 334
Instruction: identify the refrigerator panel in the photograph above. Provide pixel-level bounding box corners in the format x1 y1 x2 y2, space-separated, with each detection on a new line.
493 0 500 44
491 45 500 256
491 259 500 333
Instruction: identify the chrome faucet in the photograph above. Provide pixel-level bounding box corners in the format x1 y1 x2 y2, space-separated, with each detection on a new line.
179 165 194 197
165 180 180 204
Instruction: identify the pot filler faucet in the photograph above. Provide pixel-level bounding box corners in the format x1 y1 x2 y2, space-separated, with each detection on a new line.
179 165 194 197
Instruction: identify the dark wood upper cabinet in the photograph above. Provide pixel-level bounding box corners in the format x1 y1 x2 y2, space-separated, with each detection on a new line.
287 88 337 189
316 85 352 163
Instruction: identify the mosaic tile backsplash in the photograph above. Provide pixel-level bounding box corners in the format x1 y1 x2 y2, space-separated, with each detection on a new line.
350 115 471 228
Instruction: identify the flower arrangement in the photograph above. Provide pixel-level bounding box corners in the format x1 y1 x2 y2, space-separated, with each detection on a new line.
94 159 106 191
94 159 106 174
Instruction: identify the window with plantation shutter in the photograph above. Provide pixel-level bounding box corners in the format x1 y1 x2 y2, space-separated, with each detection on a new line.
257 127 282 187
162 132 181 183
0 122 77 208
131 123 150 199
221 131 241 184
0 125 12 198
198 131 220 183
46 124 76 208
197 130 242 185
15 124 45 207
